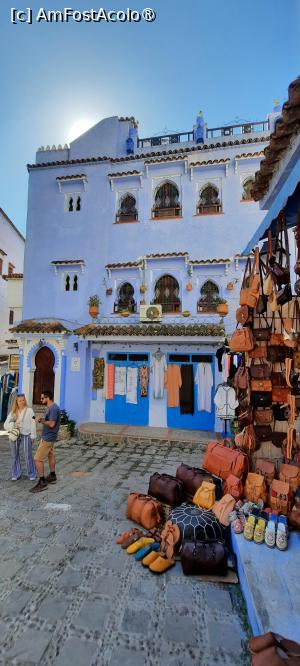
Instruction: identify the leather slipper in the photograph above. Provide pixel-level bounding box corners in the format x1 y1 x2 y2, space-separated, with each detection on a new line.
127 537 155 554
134 542 160 561
149 555 176 574
142 551 160 567
121 529 144 549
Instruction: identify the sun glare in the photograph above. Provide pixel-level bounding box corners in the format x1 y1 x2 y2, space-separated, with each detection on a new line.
67 118 95 143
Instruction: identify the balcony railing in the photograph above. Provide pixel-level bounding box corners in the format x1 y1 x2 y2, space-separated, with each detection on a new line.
152 207 182 219
114 302 137 314
137 120 270 149
152 301 181 314
197 203 222 215
197 302 218 313
138 131 194 149
115 212 138 223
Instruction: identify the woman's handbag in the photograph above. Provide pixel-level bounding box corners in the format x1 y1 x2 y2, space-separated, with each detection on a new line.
230 327 255 353
236 404 253 427
279 463 300 495
236 305 250 325
180 540 227 576
271 431 287 448
235 424 257 454
126 493 163 529
277 282 293 306
254 458 276 491
273 403 289 421
248 345 267 359
268 214 291 286
270 479 290 515
251 379 272 392
252 315 271 342
233 366 249 391
8 427 20 443
254 408 273 425
223 474 243 500
272 386 291 403
202 440 248 480
249 361 271 380
240 249 260 308
252 392 272 408
148 473 185 507
176 464 223 500
244 472 267 503
255 258 268 314
254 425 273 442
212 494 236 526
193 481 216 510
267 346 290 363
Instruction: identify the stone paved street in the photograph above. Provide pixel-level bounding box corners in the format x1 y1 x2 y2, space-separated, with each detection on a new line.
0 432 251 665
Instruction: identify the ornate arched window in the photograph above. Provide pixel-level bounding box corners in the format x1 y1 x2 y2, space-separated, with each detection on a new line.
152 182 181 218
197 281 220 313
65 274 70 291
116 194 138 223
153 275 181 313
197 185 222 214
114 282 136 313
242 177 255 201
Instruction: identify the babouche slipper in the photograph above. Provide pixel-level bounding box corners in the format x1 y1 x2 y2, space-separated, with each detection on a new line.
121 530 144 549
149 556 175 573
134 542 160 561
127 537 155 554
116 528 140 545
243 514 256 541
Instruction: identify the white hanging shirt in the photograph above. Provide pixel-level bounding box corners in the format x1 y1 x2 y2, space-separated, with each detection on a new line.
195 363 213 412
114 366 126 395
126 367 138 404
214 385 239 419
152 354 167 399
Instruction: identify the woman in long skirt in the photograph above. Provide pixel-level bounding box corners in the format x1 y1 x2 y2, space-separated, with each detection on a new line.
4 394 37 481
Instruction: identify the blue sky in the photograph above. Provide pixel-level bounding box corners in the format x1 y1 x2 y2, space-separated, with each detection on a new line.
0 0 299 235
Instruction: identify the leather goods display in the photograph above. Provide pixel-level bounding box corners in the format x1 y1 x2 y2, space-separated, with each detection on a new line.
239 249 260 308
279 463 300 495
254 425 273 441
251 378 272 392
193 481 216 510
249 361 271 379
230 327 255 353
180 539 227 576
244 472 267 504
268 214 290 287
202 440 248 481
254 408 273 425
235 424 257 454
126 493 163 529
236 305 250 325
267 345 289 363
175 463 223 500
169 503 224 546
212 494 236 526
148 473 185 507
248 345 267 359
223 474 243 500
273 403 289 421
252 392 272 408
277 282 292 306
270 479 289 515
233 366 249 391
271 386 291 403
271 430 287 448
236 404 253 427
254 458 276 490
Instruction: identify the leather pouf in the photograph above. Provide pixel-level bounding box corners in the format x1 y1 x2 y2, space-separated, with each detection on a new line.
169 503 224 550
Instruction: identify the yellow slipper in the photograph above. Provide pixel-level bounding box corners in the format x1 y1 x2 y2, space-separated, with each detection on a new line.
126 537 154 554
243 515 256 541
142 551 160 567
254 518 266 545
149 555 175 573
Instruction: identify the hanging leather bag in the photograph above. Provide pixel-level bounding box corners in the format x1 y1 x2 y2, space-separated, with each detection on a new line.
267 345 290 363
268 212 291 286
180 540 227 576
230 327 255 353
272 430 287 448
255 257 268 314
254 424 272 441
244 472 267 503
252 314 271 342
270 479 289 515
251 378 272 392
254 408 273 425
224 474 244 500
277 282 293 306
233 366 249 391
272 386 291 403
236 305 250 325
283 300 300 349
236 404 253 427
255 458 276 491
126 492 163 529
252 392 272 408
279 463 300 495
202 440 248 481
235 424 257 454
148 473 185 507
248 344 267 359
239 248 260 308
249 360 271 379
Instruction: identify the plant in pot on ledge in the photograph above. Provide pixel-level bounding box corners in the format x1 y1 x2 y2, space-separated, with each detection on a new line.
88 295 101 318
59 410 76 440
215 297 229 316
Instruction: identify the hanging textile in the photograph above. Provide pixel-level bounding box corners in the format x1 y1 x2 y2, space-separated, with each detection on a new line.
105 364 115 400
115 366 127 395
179 364 194 414
214 384 239 419
195 363 214 412
93 358 105 389
164 365 182 407
152 353 167 399
139 366 149 397
126 367 138 404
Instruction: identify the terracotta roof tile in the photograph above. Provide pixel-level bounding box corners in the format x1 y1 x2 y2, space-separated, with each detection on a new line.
56 174 86 180
51 259 85 265
105 261 140 269
190 258 230 265
2 273 23 280
146 252 189 259
190 158 230 167
107 170 142 178
74 323 225 338
10 320 71 334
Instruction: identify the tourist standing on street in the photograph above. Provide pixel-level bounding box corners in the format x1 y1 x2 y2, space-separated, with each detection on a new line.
30 390 61 494
4 393 37 481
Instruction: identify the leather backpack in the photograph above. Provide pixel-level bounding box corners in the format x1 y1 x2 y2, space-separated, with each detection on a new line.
279 463 300 495
193 481 216 510
224 474 243 500
270 479 290 515
254 407 273 425
244 472 267 504
254 458 276 491
202 440 248 481
126 492 163 529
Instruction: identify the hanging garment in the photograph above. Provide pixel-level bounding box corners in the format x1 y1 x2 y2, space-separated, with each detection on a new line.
139 366 149 397
164 365 182 407
222 353 229 382
105 364 115 400
114 366 126 395
126 367 138 404
179 364 194 414
152 353 167 399
214 384 239 419
216 347 225 372
195 363 214 412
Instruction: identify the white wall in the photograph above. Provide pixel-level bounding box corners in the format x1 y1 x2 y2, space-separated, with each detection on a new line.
0 209 25 355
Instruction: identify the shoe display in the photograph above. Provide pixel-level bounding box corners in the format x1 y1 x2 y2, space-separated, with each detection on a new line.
265 519 276 548
29 479 48 493
254 518 267 544
127 537 155 554
243 515 256 540
276 523 288 551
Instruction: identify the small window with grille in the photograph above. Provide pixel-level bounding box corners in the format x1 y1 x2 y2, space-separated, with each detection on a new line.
197 185 222 215
153 275 181 313
114 282 136 313
152 182 181 219
116 194 138 223
197 281 220 313
241 177 255 201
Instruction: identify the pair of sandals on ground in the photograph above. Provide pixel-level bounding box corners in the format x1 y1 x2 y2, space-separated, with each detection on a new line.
116 521 180 572
249 631 300 665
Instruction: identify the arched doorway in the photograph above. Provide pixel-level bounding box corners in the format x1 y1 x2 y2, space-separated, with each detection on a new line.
33 347 55 405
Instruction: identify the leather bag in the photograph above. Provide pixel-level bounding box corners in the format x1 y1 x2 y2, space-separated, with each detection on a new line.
240 249 260 308
230 327 255 353
251 378 272 392
233 366 249 391
267 346 290 363
248 345 267 359
244 472 267 503
148 472 185 507
272 386 291 403
271 371 287 388
272 431 287 448
268 214 290 287
126 492 163 529
223 474 243 500
236 404 253 427
277 282 293 306
175 463 223 500
202 440 248 481
252 392 272 408
254 408 273 425
288 507 300 530
255 458 276 490
180 540 227 576
249 361 271 379
270 479 289 515
279 463 300 495
235 424 257 454
212 494 236 526
254 424 273 441
252 315 271 342
193 481 216 510
236 305 250 325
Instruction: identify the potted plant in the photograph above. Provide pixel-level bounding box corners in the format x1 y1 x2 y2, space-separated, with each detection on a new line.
88 295 100 318
215 298 229 316
59 410 76 440
140 284 147 294
186 282 193 291
182 310 191 317
226 281 234 291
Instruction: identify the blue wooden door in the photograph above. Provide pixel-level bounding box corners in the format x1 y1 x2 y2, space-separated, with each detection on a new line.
105 354 149 426
166 354 215 431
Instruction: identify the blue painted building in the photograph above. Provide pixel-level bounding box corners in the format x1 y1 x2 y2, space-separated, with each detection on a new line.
13 106 281 431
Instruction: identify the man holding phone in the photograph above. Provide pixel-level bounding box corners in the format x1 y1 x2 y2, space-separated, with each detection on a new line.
30 390 61 493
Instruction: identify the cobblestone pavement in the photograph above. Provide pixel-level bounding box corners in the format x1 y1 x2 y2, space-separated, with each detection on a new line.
0 433 251 665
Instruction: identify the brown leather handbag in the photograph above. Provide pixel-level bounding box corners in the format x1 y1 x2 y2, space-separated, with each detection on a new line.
254 425 273 442
268 213 290 287
224 474 243 500
240 249 260 308
235 424 257 454
203 440 248 481
126 492 163 529
249 360 271 379
148 473 185 507
248 345 267 359
272 386 291 403
230 327 255 352
271 371 287 388
236 404 253 427
236 305 250 325
254 408 273 425
251 379 272 392
175 463 223 500
252 315 271 342
180 540 227 576
254 458 276 490
233 366 249 391
279 463 300 495
267 346 289 363
270 479 289 515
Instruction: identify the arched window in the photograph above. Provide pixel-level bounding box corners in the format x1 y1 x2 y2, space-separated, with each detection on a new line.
153 275 181 313
152 182 181 218
73 275 78 291
65 275 70 291
76 196 81 211
114 282 136 313
242 177 255 201
197 185 222 214
116 194 138 223
197 281 220 313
